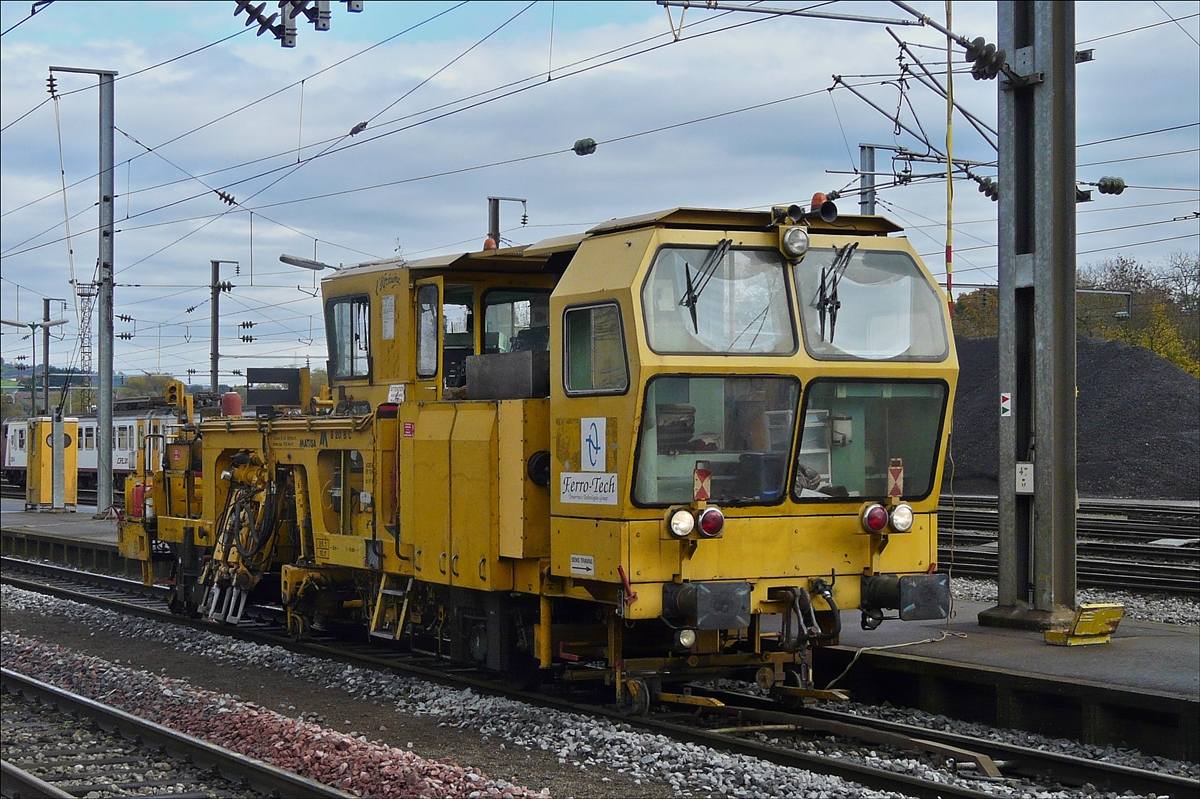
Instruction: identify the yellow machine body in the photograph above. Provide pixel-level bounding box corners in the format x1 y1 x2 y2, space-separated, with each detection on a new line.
120 206 958 701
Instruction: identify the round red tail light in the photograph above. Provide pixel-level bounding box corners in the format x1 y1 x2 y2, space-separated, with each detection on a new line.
698 507 725 537
861 503 889 533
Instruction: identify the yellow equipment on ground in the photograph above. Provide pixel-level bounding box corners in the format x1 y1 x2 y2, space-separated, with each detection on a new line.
25 416 78 512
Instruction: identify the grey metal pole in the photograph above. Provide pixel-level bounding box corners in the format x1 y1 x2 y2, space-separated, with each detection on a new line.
859 145 876 215
487 198 500 244
211 260 220 393
982 0 1077 630
42 298 51 415
55 66 119 515
97 70 115 516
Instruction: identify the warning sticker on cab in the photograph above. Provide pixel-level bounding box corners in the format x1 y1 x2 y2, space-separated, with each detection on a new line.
570 554 596 577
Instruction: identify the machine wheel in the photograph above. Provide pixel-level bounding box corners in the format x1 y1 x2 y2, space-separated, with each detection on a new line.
287 611 311 642
755 666 777 691
624 677 651 716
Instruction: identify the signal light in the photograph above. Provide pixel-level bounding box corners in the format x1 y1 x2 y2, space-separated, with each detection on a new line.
860 503 889 534
965 36 1006 80
1097 176 1126 195
668 508 695 538
165 381 184 407
889 503 915 533
697 507 724 538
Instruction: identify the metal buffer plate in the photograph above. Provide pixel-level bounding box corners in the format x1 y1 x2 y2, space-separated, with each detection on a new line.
1043 603 1124 646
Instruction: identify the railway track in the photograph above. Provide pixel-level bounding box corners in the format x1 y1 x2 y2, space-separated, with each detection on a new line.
939 496 1200 594
4 557 1197 799
0 668 353 799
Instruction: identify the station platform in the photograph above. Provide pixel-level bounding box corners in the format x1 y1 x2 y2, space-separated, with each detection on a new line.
1 498 118 545
833 597 1199 699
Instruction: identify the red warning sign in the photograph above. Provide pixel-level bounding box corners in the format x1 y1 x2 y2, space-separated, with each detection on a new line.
693 460 712 502
887 458 904 497
403 422 415 438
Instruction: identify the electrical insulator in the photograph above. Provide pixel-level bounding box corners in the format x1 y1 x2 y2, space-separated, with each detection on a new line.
116 313 132 322
215 190 236 206
46 74 57 97
239 320 255 329
1097 176 1126 195
240 335 255 343
219 281 234 292
573 138 598 156
965 36 1006 80
117 332 134 340
976 176 999 202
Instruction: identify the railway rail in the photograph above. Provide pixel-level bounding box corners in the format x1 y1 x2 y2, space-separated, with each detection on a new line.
1 484 111 507
939 496 1200 594
0 668 354 799
3 556 1197 798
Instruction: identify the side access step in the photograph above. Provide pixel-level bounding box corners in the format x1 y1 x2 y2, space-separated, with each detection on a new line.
369 574 412 641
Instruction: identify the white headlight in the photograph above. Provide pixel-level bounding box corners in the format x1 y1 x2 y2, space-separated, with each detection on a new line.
669 508 695 538
676 628 697 648
889 503 915 532
781 226 810 258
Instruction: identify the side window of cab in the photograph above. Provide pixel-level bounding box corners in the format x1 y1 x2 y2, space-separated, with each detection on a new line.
564 302 629 395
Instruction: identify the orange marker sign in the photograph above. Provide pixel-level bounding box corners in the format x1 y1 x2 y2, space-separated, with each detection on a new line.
693 460 712 502
888 458 904 497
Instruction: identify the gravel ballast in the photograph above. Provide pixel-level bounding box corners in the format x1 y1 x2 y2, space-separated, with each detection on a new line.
4 584 1194 798
2 631 544 799
951 575 1200 626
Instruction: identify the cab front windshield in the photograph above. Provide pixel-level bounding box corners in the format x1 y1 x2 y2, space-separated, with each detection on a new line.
642 245 795 355
793 380 946 501
794 246 947 361
634 375 799 506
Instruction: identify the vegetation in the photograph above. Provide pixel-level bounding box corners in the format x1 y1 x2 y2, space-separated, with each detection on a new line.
952 251 1200 376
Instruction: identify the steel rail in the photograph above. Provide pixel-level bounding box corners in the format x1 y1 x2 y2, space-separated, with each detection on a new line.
0 669 355 799
1 759 76 799
686 688 1199 798
941 548 1200 594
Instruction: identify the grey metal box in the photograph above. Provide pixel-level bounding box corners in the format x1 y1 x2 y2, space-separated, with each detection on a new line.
466 350 550 400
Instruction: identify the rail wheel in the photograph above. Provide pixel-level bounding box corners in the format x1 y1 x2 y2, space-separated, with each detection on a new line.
624 677 651 716
287 610 311 642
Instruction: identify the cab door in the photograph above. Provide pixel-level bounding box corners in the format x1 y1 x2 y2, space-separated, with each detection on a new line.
414 277 444 401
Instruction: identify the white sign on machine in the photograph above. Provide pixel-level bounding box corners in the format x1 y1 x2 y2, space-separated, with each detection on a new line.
561 417 617 505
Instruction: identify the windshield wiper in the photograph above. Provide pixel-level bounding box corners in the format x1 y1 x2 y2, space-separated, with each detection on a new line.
679 238 732 332
814 242 857 342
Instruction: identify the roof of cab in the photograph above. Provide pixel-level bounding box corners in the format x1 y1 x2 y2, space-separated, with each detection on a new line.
325 206 901 279
329 233 586 278
588 207 902 236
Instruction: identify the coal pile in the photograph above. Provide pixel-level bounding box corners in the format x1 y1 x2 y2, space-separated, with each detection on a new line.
949 336 1200 500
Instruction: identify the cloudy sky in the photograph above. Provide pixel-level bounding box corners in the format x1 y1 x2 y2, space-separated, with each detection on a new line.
2 0 1197 382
